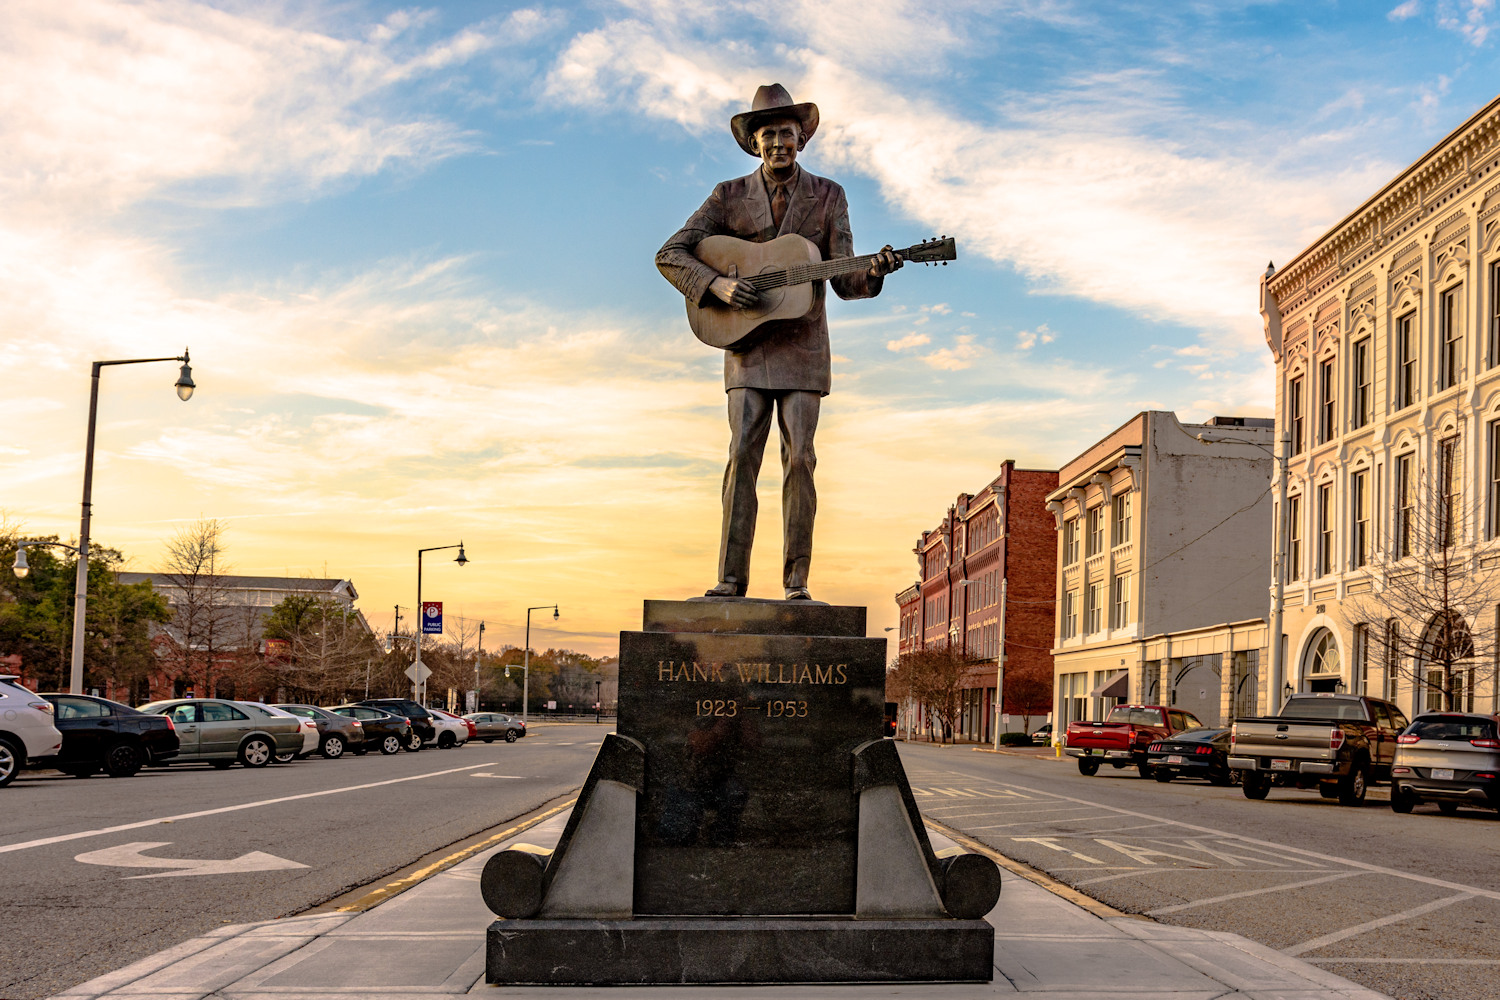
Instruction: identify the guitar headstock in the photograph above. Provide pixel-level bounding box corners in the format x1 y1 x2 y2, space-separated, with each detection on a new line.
901 236 957 266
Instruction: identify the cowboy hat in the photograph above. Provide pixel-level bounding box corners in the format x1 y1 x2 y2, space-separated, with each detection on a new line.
730 84 819 156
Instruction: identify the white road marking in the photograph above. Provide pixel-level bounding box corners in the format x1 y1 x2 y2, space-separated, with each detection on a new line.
1303 958 1500 965
469 773 524 779
0 762 492 855
1009 837 1104 863
1148 871 1361 915
1284 893 1477 956
75 841 307 878
1093 839 1212 867
935 774 1500 903
1073 867 1332 886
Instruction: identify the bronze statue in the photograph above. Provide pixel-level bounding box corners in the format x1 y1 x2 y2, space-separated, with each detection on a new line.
657 84 902 601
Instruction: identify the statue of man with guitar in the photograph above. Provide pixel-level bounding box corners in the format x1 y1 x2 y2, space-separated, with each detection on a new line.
658 84 953 601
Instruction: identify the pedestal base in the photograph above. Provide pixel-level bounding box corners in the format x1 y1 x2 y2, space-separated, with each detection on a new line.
486 917 995 984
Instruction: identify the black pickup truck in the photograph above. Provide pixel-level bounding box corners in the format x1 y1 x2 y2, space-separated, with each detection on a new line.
1228 694 1409 805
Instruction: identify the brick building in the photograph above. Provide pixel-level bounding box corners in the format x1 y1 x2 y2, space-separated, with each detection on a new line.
896 460 1058 741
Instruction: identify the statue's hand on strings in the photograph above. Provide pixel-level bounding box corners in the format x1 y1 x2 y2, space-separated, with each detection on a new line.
869 245 903 278
710 273 759 310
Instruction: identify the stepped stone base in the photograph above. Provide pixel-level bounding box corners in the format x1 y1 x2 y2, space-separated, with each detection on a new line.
485 917 995 984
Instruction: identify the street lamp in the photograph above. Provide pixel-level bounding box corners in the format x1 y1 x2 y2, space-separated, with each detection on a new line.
520 604 558 727
12 540 82 579
66 349 196 695
1196 430 1291 713
474 621 485 712
415 542 468 705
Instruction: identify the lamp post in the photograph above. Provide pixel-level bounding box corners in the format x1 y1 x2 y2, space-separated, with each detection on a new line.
595 679 602 725
474 621 485 712
1196 430 1290 714
415 542 468 705
522 604 558 727
65 350 195 695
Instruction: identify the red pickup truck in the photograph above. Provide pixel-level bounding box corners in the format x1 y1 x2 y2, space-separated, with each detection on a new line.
1065 704 1204 778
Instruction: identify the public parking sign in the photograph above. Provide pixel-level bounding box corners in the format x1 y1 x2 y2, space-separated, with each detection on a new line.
421 601 443 634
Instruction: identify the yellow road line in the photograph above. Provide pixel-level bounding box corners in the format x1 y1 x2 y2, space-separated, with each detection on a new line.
922 816 1146 921
332 797 577 913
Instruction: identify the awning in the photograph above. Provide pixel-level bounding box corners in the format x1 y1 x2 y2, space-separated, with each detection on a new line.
1088 671 1129 699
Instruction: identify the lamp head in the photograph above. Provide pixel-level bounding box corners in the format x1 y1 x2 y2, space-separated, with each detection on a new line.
174 349 195 402
552 605 560 621
12 548 29 579
455 544 468 566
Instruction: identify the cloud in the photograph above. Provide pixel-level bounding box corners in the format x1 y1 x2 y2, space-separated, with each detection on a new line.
0 1 556 214
1388 0 1422 19
920 334 983 370
1437 0 1494 44
1016 323 1055 350
886 332 932 351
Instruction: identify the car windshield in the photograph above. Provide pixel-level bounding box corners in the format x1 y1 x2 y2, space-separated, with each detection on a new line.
1172 728 1227 741
1279 698 1368 721
1106 707 1163 726
1407 716 1498 740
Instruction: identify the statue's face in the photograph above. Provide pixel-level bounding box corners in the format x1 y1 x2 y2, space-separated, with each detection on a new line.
752 117 802 171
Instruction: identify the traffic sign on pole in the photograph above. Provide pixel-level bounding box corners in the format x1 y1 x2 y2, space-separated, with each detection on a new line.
421 601 443 634
405 660 432 684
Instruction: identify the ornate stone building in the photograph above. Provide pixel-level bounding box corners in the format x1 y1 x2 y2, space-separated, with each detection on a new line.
1048 412 1272 731
1262 95 1500 717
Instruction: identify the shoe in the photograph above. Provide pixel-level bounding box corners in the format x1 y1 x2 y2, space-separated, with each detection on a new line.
784 587 812 600
705 581 745 597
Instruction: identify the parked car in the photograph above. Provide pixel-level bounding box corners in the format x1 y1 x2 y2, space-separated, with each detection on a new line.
39 693 179 778
357 698 434 751
1030 723 1053 746
1390 712 1500 815
1229 693 1408 805
1065 705 1202 778
465 712 526 742
138 698 303 768
274 704 365 759
0 675 63 788
328 704 410 754
429 709 474 748
239 702 319 762
1146 727 1235 785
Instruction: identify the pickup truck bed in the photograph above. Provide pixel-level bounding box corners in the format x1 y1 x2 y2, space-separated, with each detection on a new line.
1229 694 1408 806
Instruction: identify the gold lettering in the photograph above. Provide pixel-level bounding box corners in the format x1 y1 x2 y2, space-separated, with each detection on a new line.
797 663 812 684
736 662 756 682
674 663 692 682
659 661 674 681
693 662 709 682
814 664 832 684
710 663 725 682
776 663 789 684
835 664 848 684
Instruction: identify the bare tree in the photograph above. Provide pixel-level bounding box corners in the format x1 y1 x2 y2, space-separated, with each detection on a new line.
160 518 233 697
1342 457 1500 713
899 644 979 744
262 595 377 702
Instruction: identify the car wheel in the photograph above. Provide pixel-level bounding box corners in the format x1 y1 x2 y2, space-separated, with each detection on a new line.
1438 801 1460 815
1153 768 1173 782
1137 762 1153 780
239 737 274 768
405 731 423 751
322 736 345 759
1391 788 1416 813
505 731 518 743
438 732 455 749
211 760 233 770
380 735 401 755
1077 758 1099 776
103 742 143 778
0 737 22 788
1242 774 1270 799
1337 764 1368 807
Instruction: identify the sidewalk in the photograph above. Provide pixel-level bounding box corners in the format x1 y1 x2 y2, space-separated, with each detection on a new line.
54 809 1390 1000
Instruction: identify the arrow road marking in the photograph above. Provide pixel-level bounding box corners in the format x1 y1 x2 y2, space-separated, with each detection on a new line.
75 841 308 878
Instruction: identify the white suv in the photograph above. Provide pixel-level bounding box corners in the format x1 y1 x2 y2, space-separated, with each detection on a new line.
0 675 64 788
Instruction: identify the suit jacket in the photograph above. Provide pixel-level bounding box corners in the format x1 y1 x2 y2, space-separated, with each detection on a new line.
656 166 882 395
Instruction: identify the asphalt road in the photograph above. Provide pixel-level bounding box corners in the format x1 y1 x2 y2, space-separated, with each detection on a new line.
898 742 1500 1000
0 724 602 1000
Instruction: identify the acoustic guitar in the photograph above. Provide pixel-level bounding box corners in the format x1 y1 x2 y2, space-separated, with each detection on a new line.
686 234 958 350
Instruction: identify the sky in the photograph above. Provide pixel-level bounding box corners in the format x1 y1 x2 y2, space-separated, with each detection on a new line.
4 0 1500 657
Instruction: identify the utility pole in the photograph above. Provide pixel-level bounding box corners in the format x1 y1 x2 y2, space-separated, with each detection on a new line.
1268 432 1290 712
992 576 1007 752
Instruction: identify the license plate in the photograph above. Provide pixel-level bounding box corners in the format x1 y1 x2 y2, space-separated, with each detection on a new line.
1431 767 1455 780
1271 759 1292 771
1166 755 1185 764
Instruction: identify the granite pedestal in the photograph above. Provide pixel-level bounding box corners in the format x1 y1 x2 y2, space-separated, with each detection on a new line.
482 599 1000 984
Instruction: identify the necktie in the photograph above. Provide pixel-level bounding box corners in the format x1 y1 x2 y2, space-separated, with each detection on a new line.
770 181 787 230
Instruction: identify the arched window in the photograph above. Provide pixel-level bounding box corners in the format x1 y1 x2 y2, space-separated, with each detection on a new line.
1303 629 1341 692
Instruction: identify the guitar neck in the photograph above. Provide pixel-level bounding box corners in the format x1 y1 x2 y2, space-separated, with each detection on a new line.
746 253 882 292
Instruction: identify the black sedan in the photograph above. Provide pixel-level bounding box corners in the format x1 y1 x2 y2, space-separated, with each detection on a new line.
39 693 179 777
1146 727 1235 785
328 704 411 755
273 704 365 759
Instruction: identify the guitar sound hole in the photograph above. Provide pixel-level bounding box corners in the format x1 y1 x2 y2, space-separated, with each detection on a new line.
748 266 783 316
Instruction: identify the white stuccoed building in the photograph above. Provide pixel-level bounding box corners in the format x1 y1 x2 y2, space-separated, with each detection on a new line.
1262 93 1500 718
